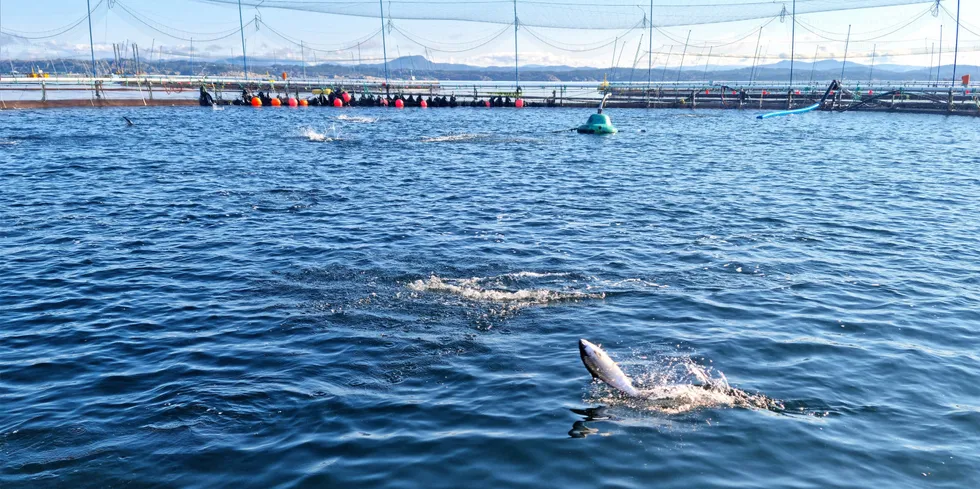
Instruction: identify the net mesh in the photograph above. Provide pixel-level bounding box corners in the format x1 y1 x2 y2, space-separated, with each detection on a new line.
199 0 937 29
1 0 972 78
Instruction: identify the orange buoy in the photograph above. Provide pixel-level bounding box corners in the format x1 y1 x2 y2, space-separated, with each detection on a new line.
394 98 405 109
420 100 428 108
250 97 262 107
795 90 801 95
762 90 768 96
270 98 282 107
288 97 298 107
299 99 309 107
515 98 524 108
868 90 874 95
342 92 352 104
704 90 710 95
333 98 343 107
484 100 491 108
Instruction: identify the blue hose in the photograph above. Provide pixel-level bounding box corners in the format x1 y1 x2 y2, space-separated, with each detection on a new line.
757 103 820 119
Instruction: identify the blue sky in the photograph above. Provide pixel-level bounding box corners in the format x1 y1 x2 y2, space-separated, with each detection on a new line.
0 0 977 69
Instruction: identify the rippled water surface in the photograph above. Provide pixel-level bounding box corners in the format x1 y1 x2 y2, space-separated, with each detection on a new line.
2 106 979 488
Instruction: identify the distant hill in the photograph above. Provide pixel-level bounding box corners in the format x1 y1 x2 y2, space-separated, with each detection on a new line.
6 55 977 84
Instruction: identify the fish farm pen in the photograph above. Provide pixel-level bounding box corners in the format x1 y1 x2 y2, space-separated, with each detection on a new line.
1 0 974 116
0 76 977 116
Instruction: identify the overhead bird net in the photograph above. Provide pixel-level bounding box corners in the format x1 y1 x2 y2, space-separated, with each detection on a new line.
199 0 938 29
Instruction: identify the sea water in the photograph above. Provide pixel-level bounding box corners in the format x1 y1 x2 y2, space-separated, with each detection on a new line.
2 106 979 488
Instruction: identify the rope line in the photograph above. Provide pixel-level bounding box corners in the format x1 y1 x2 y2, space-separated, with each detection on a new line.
794 6 932 43
522 21 643 52
392 24 513 53
1 1 105 40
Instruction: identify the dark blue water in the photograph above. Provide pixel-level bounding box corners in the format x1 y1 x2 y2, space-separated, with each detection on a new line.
2 106 979 488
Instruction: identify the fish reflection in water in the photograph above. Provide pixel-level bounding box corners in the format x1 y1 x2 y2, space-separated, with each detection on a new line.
568 406 615 438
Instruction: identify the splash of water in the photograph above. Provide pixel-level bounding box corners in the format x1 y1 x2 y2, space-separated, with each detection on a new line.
406 274 604 306
585 352 782 415
301 127 328 142
299 123 342 142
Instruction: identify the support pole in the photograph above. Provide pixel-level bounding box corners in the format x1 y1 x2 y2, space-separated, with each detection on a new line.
749 28 762 86
951 0 961 91
937 25 942 86
789 0 796 89
1 0 4 78
609 37 618 73
647 0 653 104
949 0 961 112
808 45 819 86
513 0 519 93
133 44 141 77
869 44 876 85
237 0 248 82
702 46 712 83
379 0 389 94
839 24 851 84
675 30 690 83
301 41 307 79
615 37 626 71
86 0 97 80
628 34 643 86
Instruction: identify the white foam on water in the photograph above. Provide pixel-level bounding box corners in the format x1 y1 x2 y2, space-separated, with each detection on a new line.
336 114 378 123
406 274 604 306
594 277 669 289
501 271 571 279
420 133 485 143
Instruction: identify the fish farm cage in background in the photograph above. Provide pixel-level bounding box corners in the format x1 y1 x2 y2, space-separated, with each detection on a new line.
0 0 976 114
1 76 977 116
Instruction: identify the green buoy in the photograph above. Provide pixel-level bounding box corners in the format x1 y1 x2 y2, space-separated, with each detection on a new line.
576 94 617 134
576 113 617 134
